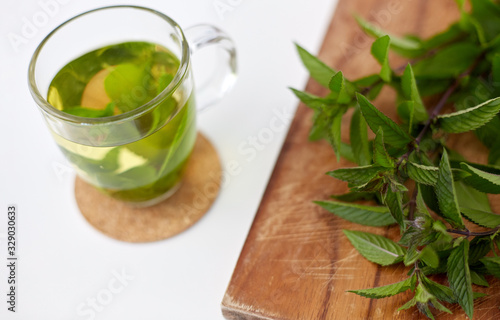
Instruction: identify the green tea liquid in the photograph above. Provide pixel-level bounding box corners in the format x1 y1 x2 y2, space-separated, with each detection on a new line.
48 42 196 203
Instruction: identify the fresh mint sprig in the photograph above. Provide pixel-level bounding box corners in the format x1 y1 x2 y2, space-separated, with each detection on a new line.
292 1 500 318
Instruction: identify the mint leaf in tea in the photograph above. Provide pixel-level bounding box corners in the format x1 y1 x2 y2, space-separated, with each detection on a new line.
48 41 196 203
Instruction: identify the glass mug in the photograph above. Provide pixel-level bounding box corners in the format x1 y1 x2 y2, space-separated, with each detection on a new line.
28 6 237 206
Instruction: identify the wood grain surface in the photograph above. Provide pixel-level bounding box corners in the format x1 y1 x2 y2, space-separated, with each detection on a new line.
221 0 500 319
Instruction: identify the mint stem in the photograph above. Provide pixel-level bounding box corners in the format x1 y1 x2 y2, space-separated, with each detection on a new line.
407 187 418 221
446 226 500 237
397 53 484 168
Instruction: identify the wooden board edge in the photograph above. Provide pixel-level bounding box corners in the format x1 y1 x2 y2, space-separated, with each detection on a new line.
221 304 284 320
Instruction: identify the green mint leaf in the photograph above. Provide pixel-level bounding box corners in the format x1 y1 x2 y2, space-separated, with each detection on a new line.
403 283 453 317
329 71 351 104
412 42 481 78
384 189 405 228
350 107 371 166
295 44 335 87
460 207 500 228
388 176 408 192
351 177 385 193
416 185 431 217
63 103 115 118
451 168 471 181
406 162 439 186
436 150 465 228
492 54 500 83
460 162 500 194
398 297 417 311
417 303 435 320
104 63 152 112
353 74 380 86
460 14 488 46
420 246 440 269
410 273 418 291
422 277 485 302
480 256 500 278
469 237 492 265
327 110 343 162
61 146 120 174
420 184 441 215
315 201 396 227
327 164 385 187
401 64 423 106
432 221 454 244
473 292 488 300
290 88 332 111
343 230 406 266
373 128 395 168
420 274 456 304
401 64 428 123
437 97 500 133
396 101 415 133
371 35 392 82
415 284 451 317
308 110 329 141
470 271 489 287
404 245 420 266
348 278 412 299
356 93 412 148
328 71 344 93
98 145 121 172
447 239 473 319
400 214 438 248
451 161 500 175
355 16 423 57
119 165 158 188
421 23 464 50
431 300 453 315
415 78 451 97
97 163 158 191
339 142 356 163
104 101 116 114
455 180 492 212
157 73 174 95
455 0 466 10
470 0 500 43
454 77 499 113
157 98 194 177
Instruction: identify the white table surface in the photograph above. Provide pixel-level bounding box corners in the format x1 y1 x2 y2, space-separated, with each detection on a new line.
0 0 338 319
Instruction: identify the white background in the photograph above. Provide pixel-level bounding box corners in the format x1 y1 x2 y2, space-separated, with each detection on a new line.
0 0 338 319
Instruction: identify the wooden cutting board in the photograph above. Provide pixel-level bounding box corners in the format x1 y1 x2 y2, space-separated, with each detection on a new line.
221 0 500 319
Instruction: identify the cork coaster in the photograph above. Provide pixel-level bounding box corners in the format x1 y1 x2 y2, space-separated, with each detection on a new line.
74 132 222 242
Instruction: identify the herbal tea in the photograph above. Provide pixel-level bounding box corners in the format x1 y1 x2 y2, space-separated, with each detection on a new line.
48 41 196 203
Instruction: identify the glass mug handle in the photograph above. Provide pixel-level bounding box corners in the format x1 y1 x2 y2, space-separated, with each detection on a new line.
184 24 237 111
